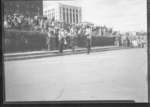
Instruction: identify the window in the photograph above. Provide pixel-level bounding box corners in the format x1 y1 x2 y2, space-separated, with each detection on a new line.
70 9 72 23
66 8 68 23
76 14 78 23
63 8 65 21
60 7 61 17
76 10 78 13
73 9 75 23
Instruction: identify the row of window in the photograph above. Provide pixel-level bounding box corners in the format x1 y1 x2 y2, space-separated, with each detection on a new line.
62 12 79 24
62 8 79 13
48 13 55 19
44 9 55 19
44 9 55 15
60 8 80 24
44 7 80 23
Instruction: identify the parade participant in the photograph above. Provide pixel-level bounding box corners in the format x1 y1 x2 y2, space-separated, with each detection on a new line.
122 36 127 47
118 35 122 46
54 27 59 49
4 16 9 29
40 17 44 32
132 39 138 48
126 36 130 47
70 27 76 53
47 26 53 51
33 16 39 31
58 28 65 53
85 26 92 54
64 30 68 49
65 29 71 49
43 17 49 32
141 38 145 48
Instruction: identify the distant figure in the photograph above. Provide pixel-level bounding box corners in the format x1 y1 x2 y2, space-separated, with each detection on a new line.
118 36 122 46
4 19 9 29
64 30 68 49
47 27 53 51
54 28 59 49
114 37 119 46
85 26 92 54
132 39 138 48
33 16 39 31
122 36 127 47
70 27 76 53
126 36 130 47
58 29 65 53
141 39 145 48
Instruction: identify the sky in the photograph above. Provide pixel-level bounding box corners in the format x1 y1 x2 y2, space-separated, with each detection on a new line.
43 0 147 32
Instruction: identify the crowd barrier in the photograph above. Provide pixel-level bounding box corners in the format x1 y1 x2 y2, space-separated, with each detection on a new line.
4 30 116 53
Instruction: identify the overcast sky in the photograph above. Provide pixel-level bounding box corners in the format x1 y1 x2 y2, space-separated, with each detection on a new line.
43 0 147 32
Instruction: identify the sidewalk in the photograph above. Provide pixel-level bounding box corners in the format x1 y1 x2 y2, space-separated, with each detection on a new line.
4 46 130 61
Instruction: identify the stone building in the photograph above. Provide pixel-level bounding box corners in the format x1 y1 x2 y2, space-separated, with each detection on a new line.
43 3 82 24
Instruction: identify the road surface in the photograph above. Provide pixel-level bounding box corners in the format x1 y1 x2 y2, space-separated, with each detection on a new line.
4 48 148 102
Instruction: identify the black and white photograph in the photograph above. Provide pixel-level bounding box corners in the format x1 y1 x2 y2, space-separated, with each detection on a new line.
3 0 148 103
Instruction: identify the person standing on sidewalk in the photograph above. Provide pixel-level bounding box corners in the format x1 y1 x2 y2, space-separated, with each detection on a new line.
85 26 92 54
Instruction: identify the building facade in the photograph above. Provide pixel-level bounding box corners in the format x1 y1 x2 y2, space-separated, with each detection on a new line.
43 3 82 24
3 0 43 17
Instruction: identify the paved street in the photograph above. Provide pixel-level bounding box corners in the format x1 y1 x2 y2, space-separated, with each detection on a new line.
4 48 148 102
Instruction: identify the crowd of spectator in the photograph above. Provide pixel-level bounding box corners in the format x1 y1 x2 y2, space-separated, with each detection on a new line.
114 35 146 48
4 13 98 53
4 13 52 31
4 13 146 53
3 13 109 36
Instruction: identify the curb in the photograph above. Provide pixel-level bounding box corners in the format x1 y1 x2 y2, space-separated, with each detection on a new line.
4 46 118 57
4 46 131 61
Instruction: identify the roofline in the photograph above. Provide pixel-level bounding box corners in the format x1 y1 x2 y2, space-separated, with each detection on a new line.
58 3 81 9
